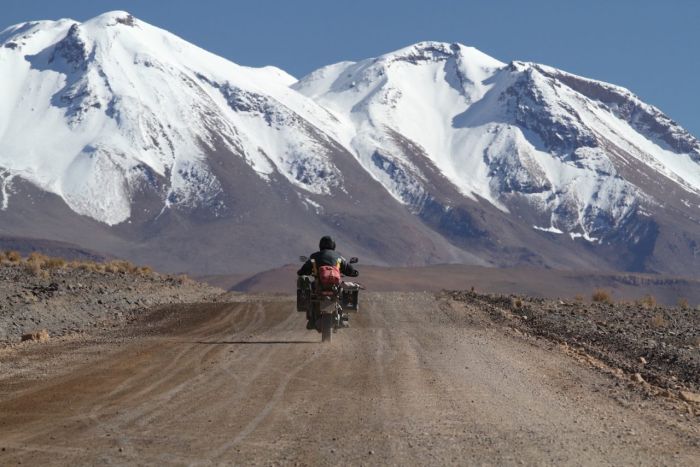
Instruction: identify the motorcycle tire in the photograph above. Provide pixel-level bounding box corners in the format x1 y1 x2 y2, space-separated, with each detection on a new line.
321 314 333 343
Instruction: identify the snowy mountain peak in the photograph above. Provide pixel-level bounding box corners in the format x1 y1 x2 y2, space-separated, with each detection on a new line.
295 41 700 256
0 12 352 224
379 41 505 69
83 10 135 26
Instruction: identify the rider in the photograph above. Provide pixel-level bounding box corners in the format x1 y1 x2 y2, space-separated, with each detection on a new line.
297 236 358 328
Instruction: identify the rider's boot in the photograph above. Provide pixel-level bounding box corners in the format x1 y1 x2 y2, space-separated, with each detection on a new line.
306 306 316 330
306 317 315 330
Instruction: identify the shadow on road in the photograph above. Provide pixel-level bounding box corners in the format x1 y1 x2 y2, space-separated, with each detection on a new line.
193 340 318 345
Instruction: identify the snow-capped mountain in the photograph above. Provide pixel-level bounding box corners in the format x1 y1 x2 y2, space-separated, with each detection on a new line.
0 11 351 225
0 13 698 274
295 42 700 273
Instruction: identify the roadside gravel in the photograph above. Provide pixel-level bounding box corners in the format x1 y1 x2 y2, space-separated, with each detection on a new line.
449 290 700 394
0 263 222 344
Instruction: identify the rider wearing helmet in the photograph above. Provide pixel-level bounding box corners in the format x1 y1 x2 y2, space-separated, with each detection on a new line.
297 236 359 328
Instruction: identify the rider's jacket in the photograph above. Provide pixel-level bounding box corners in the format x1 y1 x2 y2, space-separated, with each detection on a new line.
297 249 358 277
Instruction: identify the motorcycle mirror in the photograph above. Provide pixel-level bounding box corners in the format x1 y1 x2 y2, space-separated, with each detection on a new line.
349 257 359 264
299 256 308 262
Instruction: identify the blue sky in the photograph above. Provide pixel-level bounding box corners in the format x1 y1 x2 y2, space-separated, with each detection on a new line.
3 0 699 136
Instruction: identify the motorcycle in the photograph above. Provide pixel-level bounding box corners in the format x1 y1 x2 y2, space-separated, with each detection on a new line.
297 256 363 343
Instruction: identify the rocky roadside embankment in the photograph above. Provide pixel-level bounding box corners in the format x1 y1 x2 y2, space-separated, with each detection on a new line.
0 252 223 344
449 290 700 401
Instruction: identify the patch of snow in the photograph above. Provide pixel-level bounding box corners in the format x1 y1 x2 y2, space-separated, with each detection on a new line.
533 225 563 234
569 231 599 243
302 196 323 214
0 170 14 210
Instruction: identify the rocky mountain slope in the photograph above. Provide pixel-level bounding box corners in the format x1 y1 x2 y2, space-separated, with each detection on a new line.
0 12 698 274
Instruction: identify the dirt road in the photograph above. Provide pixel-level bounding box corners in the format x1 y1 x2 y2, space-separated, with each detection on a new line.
0 293 698 465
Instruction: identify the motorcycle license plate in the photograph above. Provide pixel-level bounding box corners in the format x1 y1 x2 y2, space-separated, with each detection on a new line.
318 300 336 313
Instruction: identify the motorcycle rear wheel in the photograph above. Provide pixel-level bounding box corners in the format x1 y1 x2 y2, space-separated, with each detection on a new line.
321 314 333 343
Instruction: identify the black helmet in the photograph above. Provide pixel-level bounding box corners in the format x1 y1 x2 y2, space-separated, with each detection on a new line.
319 235 335 251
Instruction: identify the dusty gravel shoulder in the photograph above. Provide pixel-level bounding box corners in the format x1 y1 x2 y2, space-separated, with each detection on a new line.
447 290 700 407
0 261 224 344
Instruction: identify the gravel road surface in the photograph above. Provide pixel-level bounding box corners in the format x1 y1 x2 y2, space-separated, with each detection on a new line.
0 293 697 465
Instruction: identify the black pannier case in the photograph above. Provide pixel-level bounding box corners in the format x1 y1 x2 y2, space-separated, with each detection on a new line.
296 276 312 312
341 289 358 310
